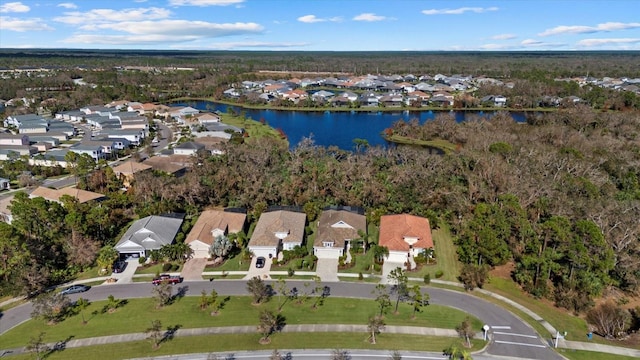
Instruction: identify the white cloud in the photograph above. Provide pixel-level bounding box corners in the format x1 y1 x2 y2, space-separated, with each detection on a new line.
169 0 244 6
520 39 566 48
577 38 640 47
297 14 341 23
353 13 387 22
479 43 510 50
539 22 640 36
187 41 309 50
0 16 54 31
84 20 262 35
61 20 262 45
491 33 516 40
54 7 171 25
0 2 30 13
422 7 498 15
57 2 77 9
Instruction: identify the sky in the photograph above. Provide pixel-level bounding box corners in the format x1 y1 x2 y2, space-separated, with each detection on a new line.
0 0 639 51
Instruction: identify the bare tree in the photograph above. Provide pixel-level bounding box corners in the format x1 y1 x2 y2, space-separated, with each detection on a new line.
586 301 631 339
25 331 49 360
367 315 385 344
145 319 163 349
331 349 351 360
247 276 270 305
257 309 284 344
456 317 475 348
152 282 173 308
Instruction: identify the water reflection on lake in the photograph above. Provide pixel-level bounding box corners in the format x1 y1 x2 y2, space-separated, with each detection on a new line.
173 101 527 150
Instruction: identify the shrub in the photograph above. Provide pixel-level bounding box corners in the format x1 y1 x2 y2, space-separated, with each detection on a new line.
358 272 364 280
435 270 444 279
424 274 431 284
138 257 146 265
373 263 381 273
287 268 295 277
162 263 172 272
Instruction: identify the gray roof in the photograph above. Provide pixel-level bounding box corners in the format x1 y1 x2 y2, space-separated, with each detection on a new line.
115 214 185 252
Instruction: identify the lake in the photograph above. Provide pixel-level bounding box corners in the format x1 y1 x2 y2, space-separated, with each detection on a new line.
173 101 528 150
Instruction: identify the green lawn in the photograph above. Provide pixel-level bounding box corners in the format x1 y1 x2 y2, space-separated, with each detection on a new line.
484 277 589 342
559 349 639 360
1 296 482 349
135 263 182 275
406 224 462 282
204 253 251 272
9 334 484 360
218 113 288 146
383 134 458 154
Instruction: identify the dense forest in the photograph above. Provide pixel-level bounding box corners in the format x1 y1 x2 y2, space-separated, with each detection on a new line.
0 51 639 317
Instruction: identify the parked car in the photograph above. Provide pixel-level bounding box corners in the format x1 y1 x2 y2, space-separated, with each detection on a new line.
152 274 183 285
255 257 266 268
112 261 127 273
60 284 91 295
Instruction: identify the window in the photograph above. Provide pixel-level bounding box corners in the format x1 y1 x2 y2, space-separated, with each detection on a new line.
323 241 334 247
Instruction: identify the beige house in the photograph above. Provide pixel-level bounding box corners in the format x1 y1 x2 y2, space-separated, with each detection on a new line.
313 209 366 259
112 160 153 187
29 186 106 204
248 210 307 259
185 209 247 258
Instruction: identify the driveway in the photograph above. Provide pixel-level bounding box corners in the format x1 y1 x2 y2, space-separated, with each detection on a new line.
181 258 206 281
111 258 139 284
380 261 405 284
243 255 272 280
315 258 339 282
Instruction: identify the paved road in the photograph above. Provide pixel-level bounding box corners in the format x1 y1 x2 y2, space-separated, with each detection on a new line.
0 280 561 360
130 349 508 360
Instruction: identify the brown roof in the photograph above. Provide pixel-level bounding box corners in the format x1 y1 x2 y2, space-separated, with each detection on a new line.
249 210 306 247
186 209 247 246
314 210 366 248
379 214 433 252
30 186 105 204
143 155 190 174
112 160 152 176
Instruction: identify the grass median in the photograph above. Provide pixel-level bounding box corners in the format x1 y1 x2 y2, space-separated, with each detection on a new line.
7 333 484 360
1 296 482 349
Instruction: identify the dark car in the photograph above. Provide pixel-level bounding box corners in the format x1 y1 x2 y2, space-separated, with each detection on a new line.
112 261 127 273
256 257 266 268
60 284 90 295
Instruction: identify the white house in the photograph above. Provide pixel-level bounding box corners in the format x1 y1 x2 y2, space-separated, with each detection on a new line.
115 214 185 258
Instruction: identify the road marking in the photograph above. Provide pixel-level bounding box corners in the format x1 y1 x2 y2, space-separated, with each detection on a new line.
493 331 538 339
491 325 512 329
495 340 547 348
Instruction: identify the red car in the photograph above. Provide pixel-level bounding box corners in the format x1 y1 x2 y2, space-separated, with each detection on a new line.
152 274 183 285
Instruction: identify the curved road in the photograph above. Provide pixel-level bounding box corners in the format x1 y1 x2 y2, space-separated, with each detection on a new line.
0 280 561 360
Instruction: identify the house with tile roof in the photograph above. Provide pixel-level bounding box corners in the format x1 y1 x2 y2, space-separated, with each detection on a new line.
115 213 185 258
313 209 366 259
378 214 433 269
248 210 306 259
186 209 247 258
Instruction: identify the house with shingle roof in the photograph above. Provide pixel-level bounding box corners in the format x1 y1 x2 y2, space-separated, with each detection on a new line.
378 214 433 268
112 160 152 187
248 210 307 259
313 209 366 259
186 209 247 258
30 186 106 204
115 213 185 258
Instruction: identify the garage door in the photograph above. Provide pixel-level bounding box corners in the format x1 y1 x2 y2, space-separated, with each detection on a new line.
314 247 342 259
